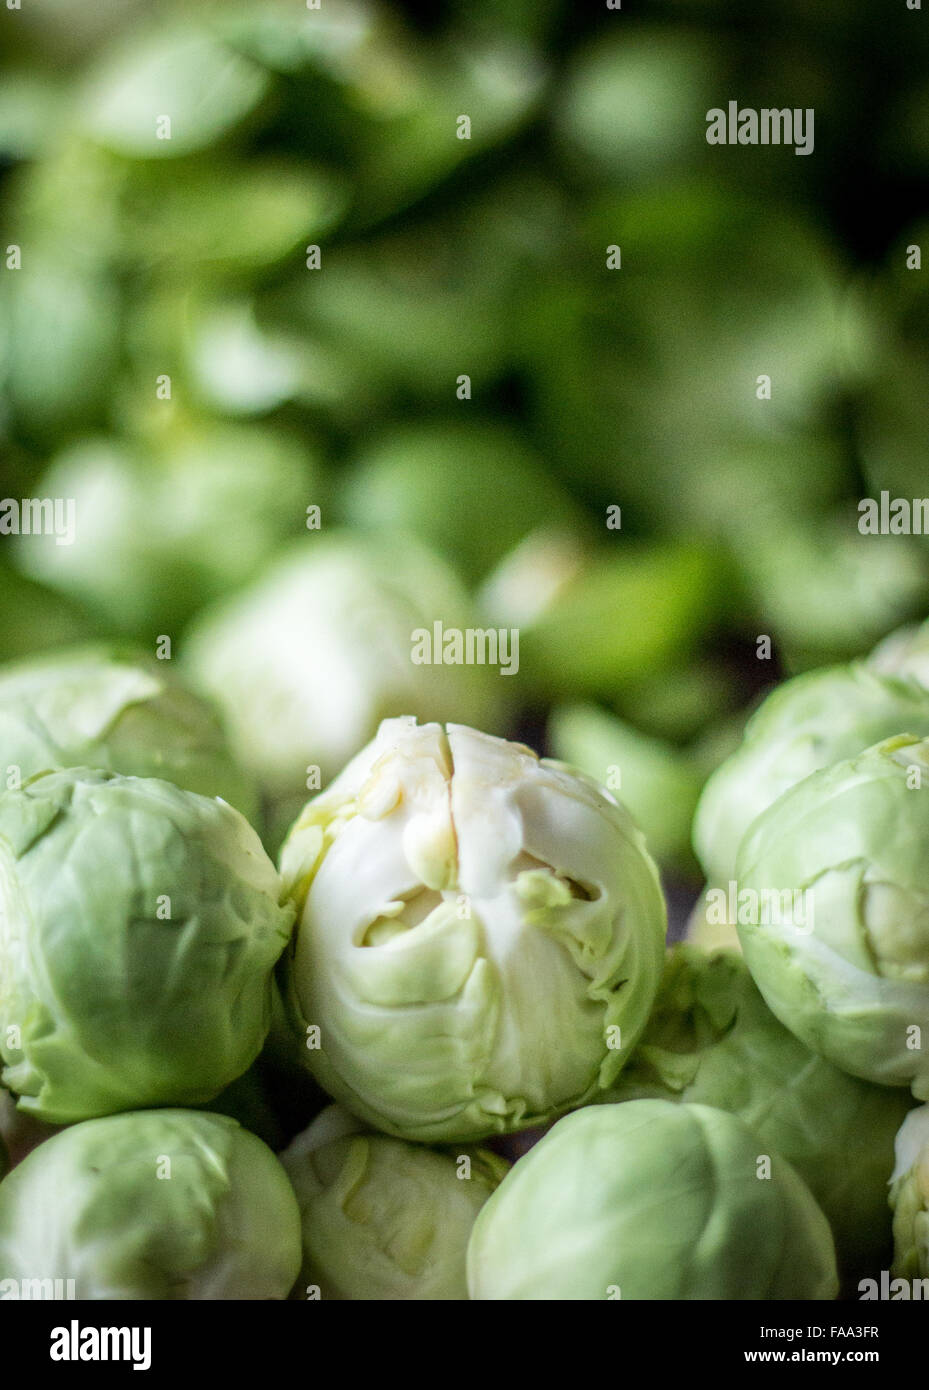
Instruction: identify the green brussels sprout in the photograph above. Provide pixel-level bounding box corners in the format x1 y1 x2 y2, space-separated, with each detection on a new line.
0 645 257 821
280 1105 508 1300
184 533 505 797
467 1100 838 1300
0 767 294 1123
279 717 666 1143
0 1110 301 1299
890 1105 929 1279
548 703 702 873
605 945 912 1273
736 734 929 1098
694 664 929 884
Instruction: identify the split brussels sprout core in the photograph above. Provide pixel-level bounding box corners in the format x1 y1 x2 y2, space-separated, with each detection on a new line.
604 944 912 1273
737 735 929 1098
279 716 667 1143
0 1110 301 1299
0 645 258 822
281 1104 509 1300
467 1099 839 1300
0 767 294 1123
693 663 929 884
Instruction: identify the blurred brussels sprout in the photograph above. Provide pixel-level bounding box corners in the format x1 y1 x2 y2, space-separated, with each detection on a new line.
281 1104 508 1300
0 767 294 1123
529 184 851 516
279 716 666 1142
517 543 720 698
467 1100 838 1299
694 664 929 884
890 1105 929 1279
297 218 514 398
732 513 929 668
120 160 345 275
0 645 257 820
350 36 545 225
184 533 505 798
554 28 721 182
0 251 120 436
548 703 701 873
605 945 912 1273
617 660 743 745
342 422 587 583
80 25 271 157
0 1110 301 1299
737 734 929 1097
16 424 320 637
870 618 929 688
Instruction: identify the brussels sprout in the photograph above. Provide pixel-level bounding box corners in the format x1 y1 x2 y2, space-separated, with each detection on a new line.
605 945 912 1273
0 767 294 1123
0 645 257 821
890 1105 929 1279
548 703 701 872
280 1105 508 1300
0 1110 301 1299
467 1100 838 1300
279 717 666 1143
184 534 504 797
736 734 929 1097
693 663 929 884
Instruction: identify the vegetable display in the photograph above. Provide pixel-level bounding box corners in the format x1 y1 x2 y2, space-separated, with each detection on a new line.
1 0 928 1311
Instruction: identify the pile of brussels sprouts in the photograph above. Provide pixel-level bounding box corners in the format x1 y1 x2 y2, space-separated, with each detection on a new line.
3 634 929 1301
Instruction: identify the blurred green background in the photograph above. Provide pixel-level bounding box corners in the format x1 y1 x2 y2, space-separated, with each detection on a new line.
1 0 928 903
